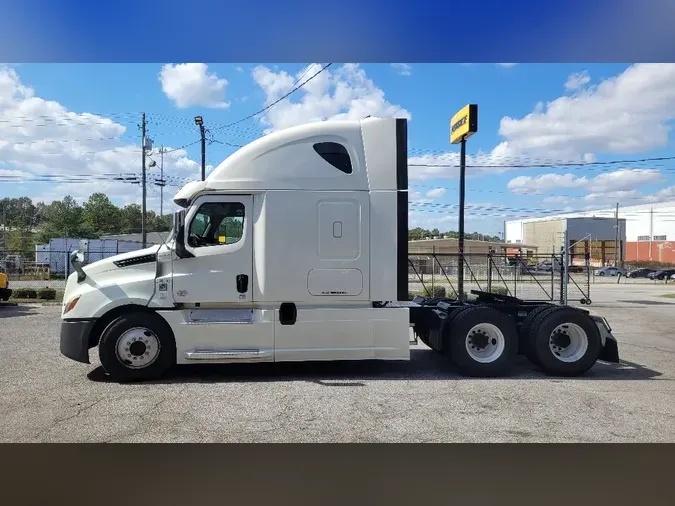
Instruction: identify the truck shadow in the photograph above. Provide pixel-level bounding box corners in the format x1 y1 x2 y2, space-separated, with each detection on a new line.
86 347 663 385
0 304 39 318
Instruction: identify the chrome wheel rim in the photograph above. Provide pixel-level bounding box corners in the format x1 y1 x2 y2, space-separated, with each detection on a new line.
549 323 588 363
465 323 505 364
115 327 161 369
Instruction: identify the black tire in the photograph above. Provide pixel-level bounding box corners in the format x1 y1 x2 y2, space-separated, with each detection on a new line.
437 306 474 352
527 307 602 377
518 305 554 357
442 306 518 377
599 272 605 276
522 306 561 367
98 311 176 382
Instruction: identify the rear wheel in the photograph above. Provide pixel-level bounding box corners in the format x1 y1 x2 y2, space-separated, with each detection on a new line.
442 306 518 377
518 305 554 357
527 308 602 377
98 311 176 382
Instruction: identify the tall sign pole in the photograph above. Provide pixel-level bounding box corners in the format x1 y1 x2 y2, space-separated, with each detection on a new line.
450 104 478 301
141 112 147 249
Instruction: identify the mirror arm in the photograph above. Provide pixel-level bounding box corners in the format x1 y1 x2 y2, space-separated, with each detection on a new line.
70 250 87 283
175 217 194 259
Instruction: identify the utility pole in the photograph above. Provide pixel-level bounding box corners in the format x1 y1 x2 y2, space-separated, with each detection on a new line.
195 116 206 181
649 206 654 261
160 145 164 217
614 202 619 267
141 112 147 249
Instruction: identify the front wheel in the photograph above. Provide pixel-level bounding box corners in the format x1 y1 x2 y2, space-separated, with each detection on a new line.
98 311 176 382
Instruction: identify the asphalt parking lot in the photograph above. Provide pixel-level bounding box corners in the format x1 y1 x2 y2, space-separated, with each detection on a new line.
1 283 674 443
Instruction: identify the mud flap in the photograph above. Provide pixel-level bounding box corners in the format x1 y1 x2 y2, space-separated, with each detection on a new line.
599 335 620 363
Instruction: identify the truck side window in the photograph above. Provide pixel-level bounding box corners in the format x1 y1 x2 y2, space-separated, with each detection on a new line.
188 201 245 248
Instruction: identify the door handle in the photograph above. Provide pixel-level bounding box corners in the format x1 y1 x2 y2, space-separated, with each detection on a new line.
236 274 249 293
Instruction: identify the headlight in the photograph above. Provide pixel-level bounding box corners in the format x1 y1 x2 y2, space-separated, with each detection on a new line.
63 295 81 315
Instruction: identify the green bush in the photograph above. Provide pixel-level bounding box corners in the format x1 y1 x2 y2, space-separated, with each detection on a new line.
430 286 446 298
38 287 57 300
12 288 37 299
490 286 509 296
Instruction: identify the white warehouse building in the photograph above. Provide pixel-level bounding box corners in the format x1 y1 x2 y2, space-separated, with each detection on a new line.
504 200 675 265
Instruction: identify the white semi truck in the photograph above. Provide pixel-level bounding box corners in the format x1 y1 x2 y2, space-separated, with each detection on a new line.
59 117 620 381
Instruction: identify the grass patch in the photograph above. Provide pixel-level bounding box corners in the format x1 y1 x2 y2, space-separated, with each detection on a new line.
658 293 675 299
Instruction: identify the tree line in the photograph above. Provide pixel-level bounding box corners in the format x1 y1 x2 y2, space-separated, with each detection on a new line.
1 194 172 253
408 227 501 242
1 194 501 254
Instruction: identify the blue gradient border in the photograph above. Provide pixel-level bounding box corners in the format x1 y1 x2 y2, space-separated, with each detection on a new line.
1 0 675 62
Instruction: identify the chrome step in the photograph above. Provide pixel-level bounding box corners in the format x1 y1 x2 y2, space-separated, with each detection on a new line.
184 349 272 362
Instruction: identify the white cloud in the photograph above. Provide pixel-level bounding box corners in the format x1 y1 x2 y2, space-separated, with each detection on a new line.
391 63 412 76
251 63 411 133
497 63 518 68
507 168 663 195
426 187 446 199
564 70 591 91
0 65 201 211
497 64 675 159
408 142 520 181
159 63 230 109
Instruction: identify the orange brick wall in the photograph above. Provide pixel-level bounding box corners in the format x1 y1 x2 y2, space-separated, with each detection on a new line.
625 241 675 264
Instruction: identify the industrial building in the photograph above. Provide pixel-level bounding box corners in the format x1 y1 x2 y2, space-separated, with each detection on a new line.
504 201 675 265
409 237 539 255
505 216 627 267
505 200 675 265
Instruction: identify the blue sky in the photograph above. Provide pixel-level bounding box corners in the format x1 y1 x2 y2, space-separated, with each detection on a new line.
2 62 675 235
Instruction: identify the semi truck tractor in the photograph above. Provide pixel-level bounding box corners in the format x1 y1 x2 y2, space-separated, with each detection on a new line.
59 117 620 381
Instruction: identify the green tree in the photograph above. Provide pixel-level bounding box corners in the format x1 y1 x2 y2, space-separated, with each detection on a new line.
119 204 143 234
38 195 87 240
83 193 121 235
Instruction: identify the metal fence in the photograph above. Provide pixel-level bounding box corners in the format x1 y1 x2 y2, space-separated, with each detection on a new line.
4 248 592 304
408 252 592 304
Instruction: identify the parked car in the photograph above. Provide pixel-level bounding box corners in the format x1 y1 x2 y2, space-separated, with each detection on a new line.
626 268 655 278
595 266 627 277
648 269 675 280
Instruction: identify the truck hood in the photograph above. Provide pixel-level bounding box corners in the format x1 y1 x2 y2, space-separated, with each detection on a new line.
81 245 162 277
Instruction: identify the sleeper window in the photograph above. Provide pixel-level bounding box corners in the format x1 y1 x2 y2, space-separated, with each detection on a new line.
313 142 353 174
188 202 245 248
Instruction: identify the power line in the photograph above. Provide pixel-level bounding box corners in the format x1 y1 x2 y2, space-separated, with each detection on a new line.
409 155 675 170
210 63 334 133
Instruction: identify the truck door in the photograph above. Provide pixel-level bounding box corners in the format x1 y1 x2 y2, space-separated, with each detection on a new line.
172 195 253 305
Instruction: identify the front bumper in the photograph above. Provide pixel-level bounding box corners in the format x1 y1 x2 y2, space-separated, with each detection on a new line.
60 319 98 364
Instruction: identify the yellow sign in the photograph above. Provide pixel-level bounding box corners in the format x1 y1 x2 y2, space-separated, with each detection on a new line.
218 236 227 244
450 104 478 144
